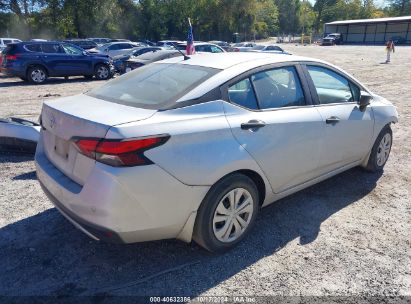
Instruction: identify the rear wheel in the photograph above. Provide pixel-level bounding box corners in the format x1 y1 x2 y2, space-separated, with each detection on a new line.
366 125 393 172
27 66 47 84
193 173 259 252
94 64 110 80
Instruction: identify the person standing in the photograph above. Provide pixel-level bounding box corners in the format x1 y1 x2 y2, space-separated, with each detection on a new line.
386 39 395 63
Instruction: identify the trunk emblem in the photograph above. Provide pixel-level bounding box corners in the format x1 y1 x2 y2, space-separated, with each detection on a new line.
49 114 56 128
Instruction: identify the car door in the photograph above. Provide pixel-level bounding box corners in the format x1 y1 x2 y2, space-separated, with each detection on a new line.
223 64 325 194
60 43 92 75
111 43 134 57
303 64 374 173
40 43 69 76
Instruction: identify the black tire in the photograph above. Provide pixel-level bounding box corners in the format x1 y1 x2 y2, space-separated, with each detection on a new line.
94 64 111 80
193 173 260 253
84 75 93 80
19 77 28 82
365 125 393 172
27 66 48 84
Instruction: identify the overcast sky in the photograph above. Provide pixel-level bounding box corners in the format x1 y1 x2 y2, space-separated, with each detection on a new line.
307 0 386 7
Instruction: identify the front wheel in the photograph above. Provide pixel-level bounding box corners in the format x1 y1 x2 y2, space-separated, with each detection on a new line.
94 64 111 80
365 125 393 172
193 174 259 252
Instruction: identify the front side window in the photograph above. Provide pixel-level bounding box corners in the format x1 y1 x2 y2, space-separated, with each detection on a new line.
228 78 258 110
251 66 305 109
307 66 356 104
62 44 83 55
108 44 120 51
87 63 219 109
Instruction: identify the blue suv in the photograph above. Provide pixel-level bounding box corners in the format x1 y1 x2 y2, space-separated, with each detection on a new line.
0 41 114 84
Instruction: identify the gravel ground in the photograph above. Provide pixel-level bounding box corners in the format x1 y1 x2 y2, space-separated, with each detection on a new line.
0 45 410 302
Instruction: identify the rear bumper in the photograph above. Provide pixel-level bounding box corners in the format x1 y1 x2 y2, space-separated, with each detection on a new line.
0 67 25 77
35 135 209 244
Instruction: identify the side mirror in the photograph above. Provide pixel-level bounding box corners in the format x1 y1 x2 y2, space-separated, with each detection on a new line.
358 91 372 111
82 51 88 56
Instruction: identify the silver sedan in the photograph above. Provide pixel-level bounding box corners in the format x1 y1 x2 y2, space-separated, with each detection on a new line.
35 53 398 252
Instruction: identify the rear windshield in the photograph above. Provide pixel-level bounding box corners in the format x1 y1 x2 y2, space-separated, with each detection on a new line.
87 63 220 109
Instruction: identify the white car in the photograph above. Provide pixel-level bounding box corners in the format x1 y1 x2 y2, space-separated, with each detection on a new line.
88 42 143 57
0 38 22 51
35 53 398 252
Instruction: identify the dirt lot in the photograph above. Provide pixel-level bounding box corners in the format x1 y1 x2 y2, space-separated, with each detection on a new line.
0 45 410 301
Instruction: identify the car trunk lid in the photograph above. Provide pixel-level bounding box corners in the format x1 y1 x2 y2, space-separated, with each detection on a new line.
40 94 156 185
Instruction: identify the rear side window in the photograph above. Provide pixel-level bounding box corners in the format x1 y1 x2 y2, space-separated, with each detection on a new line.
3 39 12 44
41 44 63 53
228 78 258 110
251 66 305 109
87 63 219 109
307 66 355 104
24 44 42 52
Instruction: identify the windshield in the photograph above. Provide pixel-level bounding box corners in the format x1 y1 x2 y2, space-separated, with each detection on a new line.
87 63 220 109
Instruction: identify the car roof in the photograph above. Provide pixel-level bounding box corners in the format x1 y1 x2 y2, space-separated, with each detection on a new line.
160 52 314 70
157 53 337 102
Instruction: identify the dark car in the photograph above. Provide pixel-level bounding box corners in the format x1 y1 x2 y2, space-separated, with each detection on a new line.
63 39 98 50
321 33 343 46
124 50 182 72
0 41 114 84
391 36 406 45
208 40 234 52
112 47 163 73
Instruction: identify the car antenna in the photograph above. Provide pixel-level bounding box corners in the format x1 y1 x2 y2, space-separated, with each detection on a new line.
176 47 190 60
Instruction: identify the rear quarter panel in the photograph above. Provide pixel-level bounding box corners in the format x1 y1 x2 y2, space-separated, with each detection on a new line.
105 100 273 198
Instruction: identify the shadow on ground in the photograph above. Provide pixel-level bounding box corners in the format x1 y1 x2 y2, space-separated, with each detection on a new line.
0 77 96 88
0 166 382 298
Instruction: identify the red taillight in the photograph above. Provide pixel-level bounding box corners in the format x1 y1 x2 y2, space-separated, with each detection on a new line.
73 135 169 167
6 54 19 61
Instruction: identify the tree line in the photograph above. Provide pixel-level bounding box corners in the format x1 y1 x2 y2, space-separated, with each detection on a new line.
0 0 410 41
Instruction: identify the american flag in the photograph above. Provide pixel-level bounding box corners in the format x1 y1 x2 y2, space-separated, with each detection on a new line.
186 18 195 55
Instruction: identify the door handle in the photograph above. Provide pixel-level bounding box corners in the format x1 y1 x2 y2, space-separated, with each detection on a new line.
241 120 266 130
326 116 340 124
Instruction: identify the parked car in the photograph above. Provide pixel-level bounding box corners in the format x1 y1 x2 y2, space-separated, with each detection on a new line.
0 38 22 51
88 38 112 46
63 39 98 50
112 47 163 73
232 42 257 52
174 42 225 53
156 40 182 48
136 39 155 46
322 33 343 46
124 49 182 72
0 117 40 153
0 41 114 84
110 38 132 43
35 52 398 252
88 42 143 57
247 44 290 54
391 36 406 44
208 40 235 52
